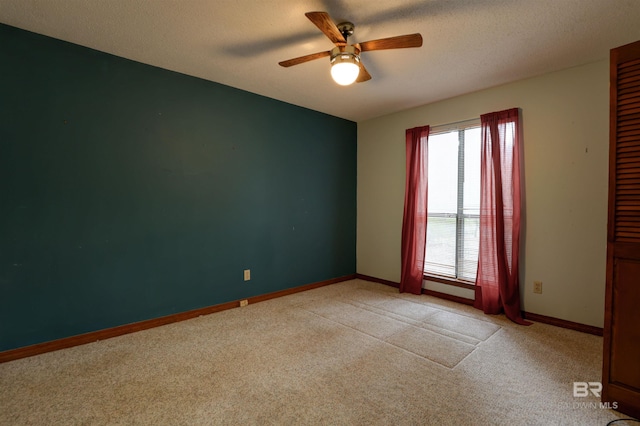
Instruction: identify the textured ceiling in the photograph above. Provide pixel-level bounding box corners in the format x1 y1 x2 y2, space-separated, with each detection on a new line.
1 0 640 122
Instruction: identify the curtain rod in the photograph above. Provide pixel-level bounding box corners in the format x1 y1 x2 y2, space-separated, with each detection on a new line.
430 117 480 132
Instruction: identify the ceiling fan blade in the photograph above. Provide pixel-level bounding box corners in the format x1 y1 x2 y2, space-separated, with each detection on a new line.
359 33 423 52
356 63 372 83
279 50 331 67
305 11 346 45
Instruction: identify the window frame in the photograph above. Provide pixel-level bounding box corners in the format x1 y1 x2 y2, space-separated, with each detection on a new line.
423 118 480 289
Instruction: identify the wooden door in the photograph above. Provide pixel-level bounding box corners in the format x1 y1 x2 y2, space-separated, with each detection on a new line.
602 39 640 419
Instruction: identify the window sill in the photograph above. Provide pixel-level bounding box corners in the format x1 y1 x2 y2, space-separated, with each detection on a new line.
423 274 475 290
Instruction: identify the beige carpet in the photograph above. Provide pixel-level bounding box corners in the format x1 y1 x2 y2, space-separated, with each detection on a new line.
302 289 500 368
0 279 633 425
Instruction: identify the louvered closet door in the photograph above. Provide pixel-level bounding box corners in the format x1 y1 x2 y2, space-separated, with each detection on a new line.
603 39 640 419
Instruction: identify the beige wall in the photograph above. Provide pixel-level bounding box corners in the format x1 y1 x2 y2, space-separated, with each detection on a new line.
357 60 609 327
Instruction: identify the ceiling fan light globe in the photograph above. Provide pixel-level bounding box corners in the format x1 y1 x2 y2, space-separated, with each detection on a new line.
331 61 360 86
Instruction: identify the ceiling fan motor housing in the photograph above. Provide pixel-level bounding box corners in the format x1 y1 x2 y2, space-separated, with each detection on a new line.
337 22 355 39
330 45 360 64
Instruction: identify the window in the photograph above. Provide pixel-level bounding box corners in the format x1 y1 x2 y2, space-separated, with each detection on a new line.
424 120 480 282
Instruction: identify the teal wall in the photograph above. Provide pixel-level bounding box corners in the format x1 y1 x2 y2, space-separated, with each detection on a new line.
0 24 356 352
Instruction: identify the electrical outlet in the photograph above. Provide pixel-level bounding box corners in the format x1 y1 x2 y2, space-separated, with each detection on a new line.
243 269 250 281
239 299 248 307
533 281 543 294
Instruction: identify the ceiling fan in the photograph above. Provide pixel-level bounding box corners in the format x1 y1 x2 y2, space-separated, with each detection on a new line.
279 11 423 86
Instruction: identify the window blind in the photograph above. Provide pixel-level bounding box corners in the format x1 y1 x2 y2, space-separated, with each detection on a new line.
424 119 480 282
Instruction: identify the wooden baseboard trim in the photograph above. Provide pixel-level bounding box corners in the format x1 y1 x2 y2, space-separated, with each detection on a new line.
0 274 356 364
355 274 474 305
422 288 475 306
356 274 603 336
355 273 399 288
249 274 356 304
522 311 603 336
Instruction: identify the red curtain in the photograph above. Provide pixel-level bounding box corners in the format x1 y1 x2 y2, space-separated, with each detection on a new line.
474 109 530 325
400 126 429 294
